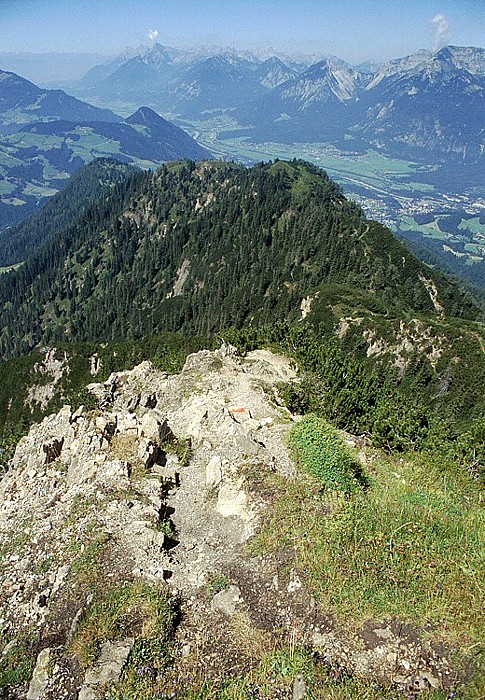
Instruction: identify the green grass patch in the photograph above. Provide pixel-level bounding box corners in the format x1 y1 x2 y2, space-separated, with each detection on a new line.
0 634 37 691
251 451 485 656
70 531 111 588
22 182 58 197
160 435 192 467
288 414 366 493
72 580 176 669
0 180 15 196
111 645 451 699
0 262 23 275
459 217 485 236
205 570 232 595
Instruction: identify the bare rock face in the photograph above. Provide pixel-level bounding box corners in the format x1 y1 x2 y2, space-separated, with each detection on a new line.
0 347 461 697
210 585 242 617
25 348 70 412
0 347 299 696
292 674 306 700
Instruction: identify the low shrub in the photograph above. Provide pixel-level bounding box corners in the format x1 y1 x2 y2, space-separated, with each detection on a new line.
288 414 366 493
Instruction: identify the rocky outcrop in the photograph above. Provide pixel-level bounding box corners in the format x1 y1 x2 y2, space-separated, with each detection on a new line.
0 347 297 697
25 348 70 411
0 347 463 697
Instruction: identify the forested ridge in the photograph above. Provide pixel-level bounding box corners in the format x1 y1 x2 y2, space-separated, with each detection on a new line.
0 159 139 267
0 158 483 469
0 158 476 359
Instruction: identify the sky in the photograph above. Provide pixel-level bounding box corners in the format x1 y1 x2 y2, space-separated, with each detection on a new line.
1 0 485 65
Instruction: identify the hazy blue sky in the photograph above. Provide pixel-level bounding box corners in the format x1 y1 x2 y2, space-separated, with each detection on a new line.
2 0 484 63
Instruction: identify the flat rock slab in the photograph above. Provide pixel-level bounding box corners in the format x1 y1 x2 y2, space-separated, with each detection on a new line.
82 638 135 689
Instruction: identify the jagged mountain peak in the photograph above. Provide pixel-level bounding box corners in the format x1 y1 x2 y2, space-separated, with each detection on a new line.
366 45 485 91
193 53 253 73
307 55 354 73
437 45 485 75
419 49 475 81
365 49 432 89
278 56 365 105
138 42 176 68
261 55 287 68
255 56 299 88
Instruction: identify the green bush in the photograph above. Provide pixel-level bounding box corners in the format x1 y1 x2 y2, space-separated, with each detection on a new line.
288 414 366 493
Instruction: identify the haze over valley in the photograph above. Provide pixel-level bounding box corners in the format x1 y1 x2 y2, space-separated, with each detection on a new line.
1 35 484 287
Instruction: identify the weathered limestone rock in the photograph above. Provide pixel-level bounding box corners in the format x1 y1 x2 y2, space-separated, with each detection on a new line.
43 438 64 465
292 674 306 700
151 464 179 486
81 638 134 693
138 437 160 469
205 455 223 487
211 585 242 617
27 647 51 700
216 477 249 521
25 348 70 412
139 411 173 443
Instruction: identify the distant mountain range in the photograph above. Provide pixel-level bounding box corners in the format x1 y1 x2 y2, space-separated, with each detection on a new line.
73 44 307 115
0 69 211 230
67 43 485 165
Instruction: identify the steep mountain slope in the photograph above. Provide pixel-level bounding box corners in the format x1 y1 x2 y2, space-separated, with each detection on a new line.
356 47 485 162
255 57 364 112
0 69 120 133
0 158 138 266
169 55 268 116
364 50 433 89
254 56 300 89
89 45 180 108
0 159 474 360
124 106 211 159
236 57 365 142
66 43 484 169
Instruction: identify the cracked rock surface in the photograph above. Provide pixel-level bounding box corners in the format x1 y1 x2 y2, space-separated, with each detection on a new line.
0 347 462 698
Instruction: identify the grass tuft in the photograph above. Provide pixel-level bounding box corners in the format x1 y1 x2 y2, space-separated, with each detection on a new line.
72 580 176 669
205 570 232 596
0 634 37 691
